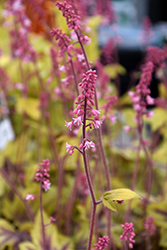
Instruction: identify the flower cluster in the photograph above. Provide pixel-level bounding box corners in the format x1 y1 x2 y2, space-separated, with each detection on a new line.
66 69 102 132
50 28 71 57
95 61 110 97
92 236 110 250
65 69 102 154
140 17 154 45
101 95 117 123
101 38 114 65
56 1 81 31
144 216 156 236
96 0 115 24
128 61 154 125
35 159 51 191
146 46 167 69
4 0 36 62
120 222 135 249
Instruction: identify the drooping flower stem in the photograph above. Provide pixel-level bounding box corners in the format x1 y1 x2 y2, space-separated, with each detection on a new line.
40 181 47 250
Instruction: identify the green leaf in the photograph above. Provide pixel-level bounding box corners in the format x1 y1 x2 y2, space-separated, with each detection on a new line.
143 108 167 131
19 242 37 250
31 210 73 250
102 188 141 212
0 219 30 249
104 64 126 79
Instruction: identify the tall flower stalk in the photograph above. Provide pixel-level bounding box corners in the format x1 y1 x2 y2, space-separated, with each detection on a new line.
53 2 113 246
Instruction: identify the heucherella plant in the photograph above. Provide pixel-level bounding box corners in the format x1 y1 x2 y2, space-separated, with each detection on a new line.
3 0 167 249
51 1 141 250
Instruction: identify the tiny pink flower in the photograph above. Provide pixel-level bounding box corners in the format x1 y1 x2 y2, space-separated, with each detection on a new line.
59 65 66 72
72 116 82 127
69 149 74 155
43 180 51 191
93 120 102 129
65 121 73 130
146 95 154 105
124 126 131 131
26 194 35 200
128 91 135 99
54 87 62 96
66 142 72 152
133 104 141 111
146 111 154 118
77 54 85 62
50 216 56 223
84 140 95 151
109 114 117 124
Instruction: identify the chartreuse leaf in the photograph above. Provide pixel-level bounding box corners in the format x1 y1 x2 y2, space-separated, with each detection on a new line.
19 242 37 250
102 188 141 212
160 228 167 247
0 219 29 249
31 210 73 250
144 108 167 131
16 98 40 120
104 64 126 79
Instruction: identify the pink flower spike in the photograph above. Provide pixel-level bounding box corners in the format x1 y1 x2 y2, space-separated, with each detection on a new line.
26 194 35 201
93 236 110 250
84 140 95 151
120 222 135 249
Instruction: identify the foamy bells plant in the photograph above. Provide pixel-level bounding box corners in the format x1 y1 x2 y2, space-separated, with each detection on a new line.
51 2 141 250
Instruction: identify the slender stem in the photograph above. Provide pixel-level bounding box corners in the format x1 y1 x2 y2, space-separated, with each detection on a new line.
125 141 141 222
75 29 114 247
87 203 96 250
40 182 46 250
0 168 34 222
83 97 96 204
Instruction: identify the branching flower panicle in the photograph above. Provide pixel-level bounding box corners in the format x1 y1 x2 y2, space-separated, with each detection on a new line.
65 69 102 153
56 1 81 31
92 236 110 250
128 61 154 125
120 222 135 249
144 216 156 236
35 159 51 191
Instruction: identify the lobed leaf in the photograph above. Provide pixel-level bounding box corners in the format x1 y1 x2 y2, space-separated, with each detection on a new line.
102 188 141 212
